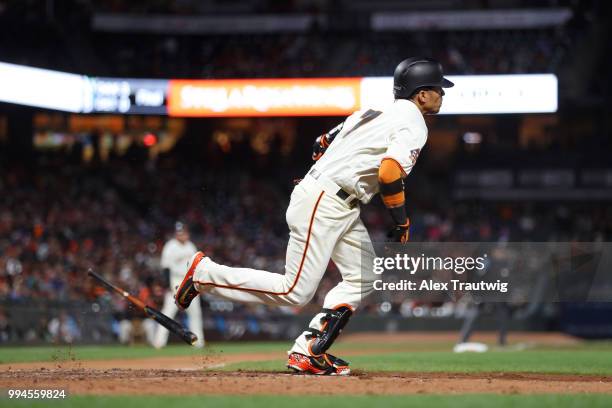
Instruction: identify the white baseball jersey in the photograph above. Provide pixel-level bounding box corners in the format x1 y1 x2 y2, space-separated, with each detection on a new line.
161 238 198 288
188 98 428 358
311 99 428 203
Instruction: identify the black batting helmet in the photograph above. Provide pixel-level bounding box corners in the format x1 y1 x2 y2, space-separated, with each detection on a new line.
393 57 454 99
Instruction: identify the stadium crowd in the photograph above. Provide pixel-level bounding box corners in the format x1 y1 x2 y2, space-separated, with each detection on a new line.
0 0 588 79
0 0 606 344
1 138 611 344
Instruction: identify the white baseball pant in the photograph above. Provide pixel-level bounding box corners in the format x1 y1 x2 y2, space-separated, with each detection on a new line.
193 173 376 355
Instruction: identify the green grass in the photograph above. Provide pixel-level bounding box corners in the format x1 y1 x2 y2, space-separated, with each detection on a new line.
4 341 612 376
355 350 612 375
221 349 612 375
2 342 611 404
3 395 612 408
0 340 460 365
0 342 285 364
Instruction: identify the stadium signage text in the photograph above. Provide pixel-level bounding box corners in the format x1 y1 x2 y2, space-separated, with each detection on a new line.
168 78 361 116
0 61 558 116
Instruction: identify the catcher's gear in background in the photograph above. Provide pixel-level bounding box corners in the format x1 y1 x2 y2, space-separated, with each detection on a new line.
393 57 454 99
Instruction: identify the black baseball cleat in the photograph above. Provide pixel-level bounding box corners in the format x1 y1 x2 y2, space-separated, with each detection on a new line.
175 251 205 310
287 352 350 376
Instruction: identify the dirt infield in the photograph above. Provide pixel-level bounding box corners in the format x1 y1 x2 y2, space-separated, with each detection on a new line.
1 369 611 396
0 332 609 396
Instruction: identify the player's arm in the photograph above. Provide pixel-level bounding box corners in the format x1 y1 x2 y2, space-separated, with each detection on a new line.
380 126 427 243
378 159 410 243
312 122 344 161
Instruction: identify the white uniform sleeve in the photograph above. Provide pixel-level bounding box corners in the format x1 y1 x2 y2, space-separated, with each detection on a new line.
187 242 197 254
160 241 173 269
384 125 427 176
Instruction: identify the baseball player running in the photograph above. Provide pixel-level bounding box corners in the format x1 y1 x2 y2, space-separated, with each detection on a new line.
152 222 205 348
175 58 453 374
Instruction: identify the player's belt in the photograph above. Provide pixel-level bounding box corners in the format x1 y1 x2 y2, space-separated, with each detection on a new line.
308 169 358 208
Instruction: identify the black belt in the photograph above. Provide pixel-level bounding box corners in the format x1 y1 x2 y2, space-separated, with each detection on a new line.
309 169 358 208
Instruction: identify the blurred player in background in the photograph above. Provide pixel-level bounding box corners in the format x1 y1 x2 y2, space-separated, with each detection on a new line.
152 222 205 349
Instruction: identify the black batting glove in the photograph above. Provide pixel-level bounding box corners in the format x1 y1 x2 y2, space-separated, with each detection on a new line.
387 220 410 243
312 134 330 161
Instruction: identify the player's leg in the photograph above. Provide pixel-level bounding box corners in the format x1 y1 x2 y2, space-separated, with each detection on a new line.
288 217 376 375
118 319 132 344
152 290 179 348
458 302 481 343
141 319 158 346
180 177 358 307
186 296 205 348
497 302 510 346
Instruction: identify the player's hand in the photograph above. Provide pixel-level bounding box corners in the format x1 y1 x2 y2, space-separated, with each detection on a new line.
312 135 328 161
387 220 410 243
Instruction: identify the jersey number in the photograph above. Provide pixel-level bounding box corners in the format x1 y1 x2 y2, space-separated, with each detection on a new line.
343 109 382 138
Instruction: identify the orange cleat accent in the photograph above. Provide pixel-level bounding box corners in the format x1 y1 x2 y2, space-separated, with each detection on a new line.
287 352 350 376
174 251 205 310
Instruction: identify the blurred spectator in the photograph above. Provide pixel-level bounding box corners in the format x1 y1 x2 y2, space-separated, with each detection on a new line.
0 1 588 79
48 311 81 343
1 152 610 309
0 308 11 342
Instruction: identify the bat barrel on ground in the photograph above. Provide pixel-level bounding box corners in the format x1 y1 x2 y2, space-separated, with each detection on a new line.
88 269 198 346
